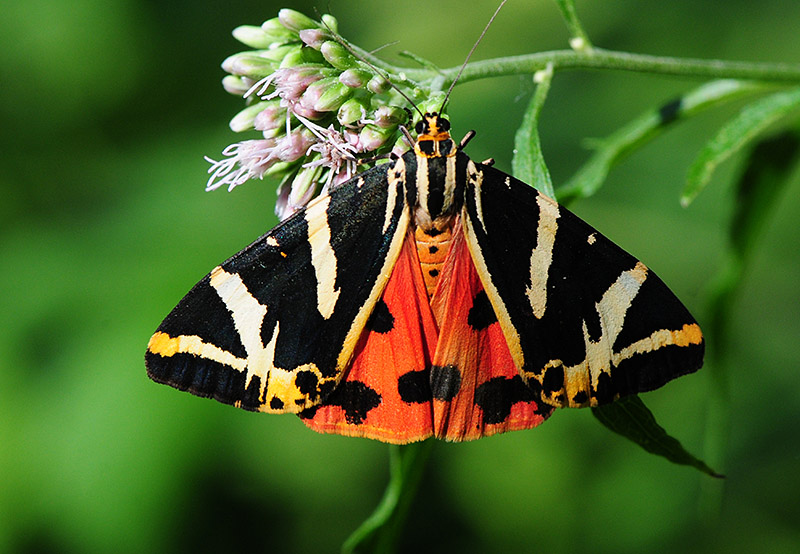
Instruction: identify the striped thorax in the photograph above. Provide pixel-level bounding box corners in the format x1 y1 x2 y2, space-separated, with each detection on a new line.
404 113 468 231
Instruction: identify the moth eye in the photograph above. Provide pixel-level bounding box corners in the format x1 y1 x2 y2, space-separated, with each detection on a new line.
438 118 450 131
415 120 425 134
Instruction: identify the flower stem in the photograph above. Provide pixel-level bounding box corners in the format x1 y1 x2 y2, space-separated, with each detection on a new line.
342 440 435 554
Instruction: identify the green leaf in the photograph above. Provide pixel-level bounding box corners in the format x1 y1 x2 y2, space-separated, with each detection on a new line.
730 131 800 256
592 395 723 478
342 441 434 554
698 131 799 513
557 80 769 204
683 86 800 205
512 63 556 198
706 130 800 356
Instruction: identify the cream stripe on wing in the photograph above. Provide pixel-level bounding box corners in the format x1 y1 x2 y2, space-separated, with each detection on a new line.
443 154 458 214
209 265 271 391
468 163 487 234
384 160 404 233
208 266 330 411
597 261 648 348
304 195 341 320
525 193 560 319
560 262 648 400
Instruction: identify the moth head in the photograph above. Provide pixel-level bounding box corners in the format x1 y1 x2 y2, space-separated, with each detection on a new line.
414 112 456 158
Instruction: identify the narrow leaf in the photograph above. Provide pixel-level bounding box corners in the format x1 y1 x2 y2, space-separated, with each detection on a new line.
706 130 800 366
683 86 800 205
557 80 769 204
699 131 800 512
730 131 800 255
512 63 556 198
592 395 723 478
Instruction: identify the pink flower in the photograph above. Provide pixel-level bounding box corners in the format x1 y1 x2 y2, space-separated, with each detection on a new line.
296 115 361 184
204 139 279 191
247 67 329 103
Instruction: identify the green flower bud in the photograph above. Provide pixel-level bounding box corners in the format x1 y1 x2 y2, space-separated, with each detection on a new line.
321 14 338 33
278 9 320 32
288 165 324 207
279 49 305 68
321 40 356 70
359 124 395 151
229 101 274 132
299 29 330 50
222 75 251 96
258 44 301 64
300 46 325 65
261 17 299 43
367 74 390 94
263 160 297 178
373 105 407 129
339 68 372 88
232 25 275 49
337 97 370 126
418 93 447 115
221 53 275 78
391 135 408 156
280 46 325 68
302 77 354 112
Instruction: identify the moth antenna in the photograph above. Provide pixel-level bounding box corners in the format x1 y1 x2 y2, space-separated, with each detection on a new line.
319 17 425 119
439 0 507 113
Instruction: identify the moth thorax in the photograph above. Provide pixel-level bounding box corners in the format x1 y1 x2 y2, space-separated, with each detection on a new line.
414 217 454 298
412 154 461 229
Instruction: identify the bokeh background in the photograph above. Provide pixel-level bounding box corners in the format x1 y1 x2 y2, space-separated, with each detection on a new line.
2 1 798 552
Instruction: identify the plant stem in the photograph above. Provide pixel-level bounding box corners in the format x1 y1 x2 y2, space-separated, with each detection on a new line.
342 441 435 554
398 48 800 91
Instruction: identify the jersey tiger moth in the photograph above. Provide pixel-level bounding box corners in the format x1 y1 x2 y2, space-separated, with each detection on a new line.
145 111 704 443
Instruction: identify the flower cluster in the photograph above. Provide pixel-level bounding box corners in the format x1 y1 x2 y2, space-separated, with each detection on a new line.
205 9 430 219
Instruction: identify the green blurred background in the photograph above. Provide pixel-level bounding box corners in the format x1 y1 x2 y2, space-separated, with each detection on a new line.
2 0 798 552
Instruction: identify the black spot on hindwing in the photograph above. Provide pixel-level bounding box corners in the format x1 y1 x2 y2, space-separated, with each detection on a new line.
474 375 550 424
269 396 284 410
366 299 395 334
431 365 462 401
571 390 588 405
542 365 564 394
397 368 433 403
302 381 381 425
294 370 320 401
467 290 497 330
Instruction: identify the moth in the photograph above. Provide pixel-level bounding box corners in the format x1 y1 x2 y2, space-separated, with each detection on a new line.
145 111 704 443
